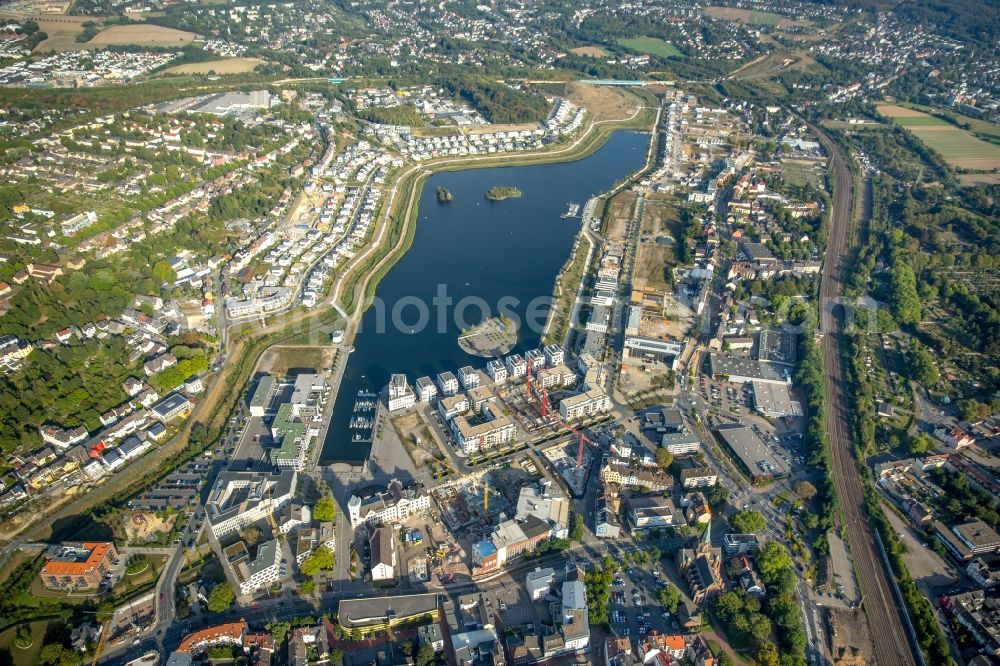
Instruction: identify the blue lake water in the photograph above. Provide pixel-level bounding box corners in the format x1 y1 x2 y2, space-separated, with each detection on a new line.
320 131 648 463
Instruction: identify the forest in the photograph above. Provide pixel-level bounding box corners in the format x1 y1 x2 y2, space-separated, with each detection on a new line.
435 74 551 125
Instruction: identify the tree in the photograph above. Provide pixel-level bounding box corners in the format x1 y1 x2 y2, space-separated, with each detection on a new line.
731 510 767 534
569 513 584 541
757 541 793 581
909 433 934 455
655 447 674 469
794 481 817 500
313 495 336 522
151 260 176 284
957 399 990 422
416 643 437 666
755 640 781 666
207 582 234 612
706 481 728 508
331 647 345 666
267 620 291 645
242 526 263 546
299 579 316 595
657 584 680 613
300 547 334 577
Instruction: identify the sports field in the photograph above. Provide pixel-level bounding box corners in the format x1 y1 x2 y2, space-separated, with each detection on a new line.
617 36 682 59
878 104 1000 170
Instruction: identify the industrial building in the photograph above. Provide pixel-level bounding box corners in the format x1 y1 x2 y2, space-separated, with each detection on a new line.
714 424 789 481
706 353 791 385
623 336 682 370
751 380 801 418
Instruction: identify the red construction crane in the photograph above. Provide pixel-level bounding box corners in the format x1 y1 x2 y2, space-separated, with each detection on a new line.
523 368 588 469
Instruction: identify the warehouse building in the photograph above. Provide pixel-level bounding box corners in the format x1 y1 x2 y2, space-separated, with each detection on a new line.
714 424 789 481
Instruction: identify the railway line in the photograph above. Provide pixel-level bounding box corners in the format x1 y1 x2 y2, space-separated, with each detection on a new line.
811 123 921 666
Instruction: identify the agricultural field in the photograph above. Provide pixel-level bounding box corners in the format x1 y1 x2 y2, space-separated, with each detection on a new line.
705 6 802 27
878 104 1000 170
34 20 196 52
87 24 196 47
162 56 263 75
30 15 94 52
569 46 608 58
617 36 682 59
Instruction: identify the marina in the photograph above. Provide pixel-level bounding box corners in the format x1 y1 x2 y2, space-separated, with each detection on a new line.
561 202 581 218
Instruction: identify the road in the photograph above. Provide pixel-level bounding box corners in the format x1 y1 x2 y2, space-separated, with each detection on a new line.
811 122 921 666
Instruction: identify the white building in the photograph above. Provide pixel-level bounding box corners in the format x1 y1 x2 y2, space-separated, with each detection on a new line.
543 344 565 367
437 371 459 396
347 479 431 528
231 539 281 596
387 374 416 413
486 359 507 383
370 526 397 582
559 387 612 421
458 366 479 389
415 376 437 402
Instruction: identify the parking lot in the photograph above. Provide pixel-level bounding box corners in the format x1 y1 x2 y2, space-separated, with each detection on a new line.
608 566 681 639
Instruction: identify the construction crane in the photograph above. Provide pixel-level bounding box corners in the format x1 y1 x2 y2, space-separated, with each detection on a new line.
483 479 489 514
524 376 589 469
265 485 278 533
90 620 110 666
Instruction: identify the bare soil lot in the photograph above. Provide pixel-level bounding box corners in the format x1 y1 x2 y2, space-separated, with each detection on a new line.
602 191 636 240
569 46 608 58
163 57 263 75
559 82 641 122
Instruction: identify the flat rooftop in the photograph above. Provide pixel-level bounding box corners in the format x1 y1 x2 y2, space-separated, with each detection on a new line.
338 593 440 627
715 424 789 479
751 380 801 417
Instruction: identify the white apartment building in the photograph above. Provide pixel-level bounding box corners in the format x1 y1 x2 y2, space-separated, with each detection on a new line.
543 344 565 367
387 374 416 413
415 377 437 402
437 371 459 396
505 353 527 379
559 387 612 421
487 359 508 383
347 479 431 528
458 366 479 389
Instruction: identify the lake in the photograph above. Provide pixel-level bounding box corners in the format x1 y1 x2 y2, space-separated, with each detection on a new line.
320 130 648 463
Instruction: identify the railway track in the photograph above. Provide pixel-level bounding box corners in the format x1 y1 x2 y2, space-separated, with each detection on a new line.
812 123 921 666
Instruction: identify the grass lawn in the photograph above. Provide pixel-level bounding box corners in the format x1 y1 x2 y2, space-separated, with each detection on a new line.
890 115 949 127
0 620 51 666
617 36 682 59
748 10 787 25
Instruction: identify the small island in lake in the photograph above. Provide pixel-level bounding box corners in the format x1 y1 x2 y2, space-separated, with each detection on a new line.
484 186 522 201
458 316 517 358
436 186 453 203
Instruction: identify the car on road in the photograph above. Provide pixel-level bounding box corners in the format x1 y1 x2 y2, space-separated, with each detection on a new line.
159 593 164 601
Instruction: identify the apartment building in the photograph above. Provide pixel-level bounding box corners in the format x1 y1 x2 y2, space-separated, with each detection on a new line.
559 387 612 421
